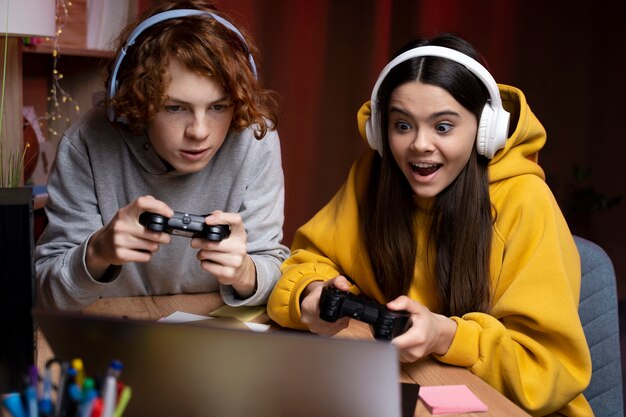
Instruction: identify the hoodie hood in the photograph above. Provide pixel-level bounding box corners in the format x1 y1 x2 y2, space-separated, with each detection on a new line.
488 84 546 182
356 84 547 184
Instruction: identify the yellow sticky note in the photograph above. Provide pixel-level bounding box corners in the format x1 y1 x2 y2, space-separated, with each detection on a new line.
209 304 266 322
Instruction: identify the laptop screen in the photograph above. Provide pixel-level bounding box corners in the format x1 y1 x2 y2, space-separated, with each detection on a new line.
34 308 404 417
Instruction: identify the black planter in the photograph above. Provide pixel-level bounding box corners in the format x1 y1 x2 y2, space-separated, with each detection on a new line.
0 187 35 392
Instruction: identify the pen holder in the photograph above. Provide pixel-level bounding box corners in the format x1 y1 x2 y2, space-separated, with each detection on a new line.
1 358 132 417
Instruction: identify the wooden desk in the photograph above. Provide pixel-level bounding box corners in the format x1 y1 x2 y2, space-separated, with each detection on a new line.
334 321 531 417
36 293 531 417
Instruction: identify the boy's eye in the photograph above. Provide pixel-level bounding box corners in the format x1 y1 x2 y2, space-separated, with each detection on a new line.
163 105 185 113
211 103 231 112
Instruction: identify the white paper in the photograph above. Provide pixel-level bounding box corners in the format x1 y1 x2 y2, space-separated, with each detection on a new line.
158 311 270 333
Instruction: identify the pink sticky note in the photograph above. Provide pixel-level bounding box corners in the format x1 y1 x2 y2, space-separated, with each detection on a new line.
419 385 488 415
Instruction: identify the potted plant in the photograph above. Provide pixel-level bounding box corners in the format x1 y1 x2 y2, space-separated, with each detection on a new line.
0 25 31 187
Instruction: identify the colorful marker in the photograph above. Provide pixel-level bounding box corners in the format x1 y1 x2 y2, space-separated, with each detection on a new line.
39 358 59 415
72 358 85 388
79 378 98 417
101 360 123 417
24 386 38 417
112 386 132 417
2 393 27 417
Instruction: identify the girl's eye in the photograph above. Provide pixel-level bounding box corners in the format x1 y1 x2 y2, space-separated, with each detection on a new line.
435 122 453 133
394 121 411 132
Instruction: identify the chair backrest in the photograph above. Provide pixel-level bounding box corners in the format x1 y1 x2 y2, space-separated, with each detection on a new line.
575 236 624 417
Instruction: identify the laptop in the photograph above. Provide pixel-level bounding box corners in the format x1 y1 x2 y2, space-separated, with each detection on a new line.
34 308 412 417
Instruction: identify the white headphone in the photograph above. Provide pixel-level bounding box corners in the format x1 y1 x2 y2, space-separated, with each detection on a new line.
107 9 257 122
365 45 510 159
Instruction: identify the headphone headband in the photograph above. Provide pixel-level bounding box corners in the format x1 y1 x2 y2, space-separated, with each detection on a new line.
107 9 257 122
366 45 510 159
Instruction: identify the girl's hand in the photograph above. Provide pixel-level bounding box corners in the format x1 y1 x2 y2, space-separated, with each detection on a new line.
300 275 352 336
86 195 173 280
191 211 257 299
388 296 458 362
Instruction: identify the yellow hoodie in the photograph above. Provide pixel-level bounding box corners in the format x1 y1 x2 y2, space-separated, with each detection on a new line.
267 85 592 416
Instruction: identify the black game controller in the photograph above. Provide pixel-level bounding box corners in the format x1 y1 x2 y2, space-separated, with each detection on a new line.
139 211 230 242
319 286 411 340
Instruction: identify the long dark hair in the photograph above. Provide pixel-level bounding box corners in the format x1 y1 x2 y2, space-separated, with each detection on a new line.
361 33 493 316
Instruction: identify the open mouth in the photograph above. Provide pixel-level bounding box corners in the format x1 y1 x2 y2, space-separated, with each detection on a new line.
181 148 209 160
410 162 441 176
183 149 207 155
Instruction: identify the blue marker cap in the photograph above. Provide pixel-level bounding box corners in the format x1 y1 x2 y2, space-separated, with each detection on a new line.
2 392 27 417
38 398 53 415
108 360 124 377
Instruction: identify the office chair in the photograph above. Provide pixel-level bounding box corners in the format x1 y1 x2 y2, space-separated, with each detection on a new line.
575 236 624 417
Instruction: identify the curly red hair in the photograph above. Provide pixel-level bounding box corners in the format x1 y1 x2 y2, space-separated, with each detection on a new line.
105 0 279 139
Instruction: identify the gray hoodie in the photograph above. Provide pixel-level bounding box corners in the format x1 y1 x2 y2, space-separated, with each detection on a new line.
36 107 288 310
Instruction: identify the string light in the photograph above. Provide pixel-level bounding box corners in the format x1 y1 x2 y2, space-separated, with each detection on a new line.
45 0 80 137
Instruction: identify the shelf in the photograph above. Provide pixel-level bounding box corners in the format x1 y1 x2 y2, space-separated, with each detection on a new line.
21 44 115 59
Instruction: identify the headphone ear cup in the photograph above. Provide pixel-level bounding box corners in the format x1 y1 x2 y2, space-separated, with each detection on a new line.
476 103 493 157
365 114 382 154
493 108 510 156
108 81 119 122
476 103 510 159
